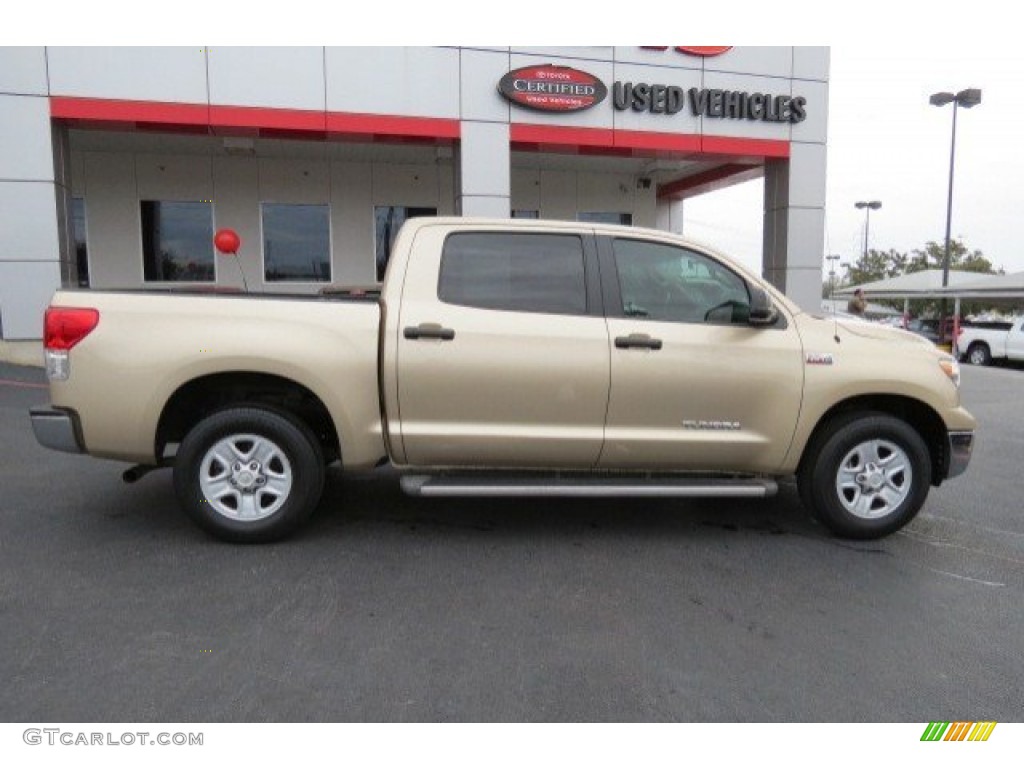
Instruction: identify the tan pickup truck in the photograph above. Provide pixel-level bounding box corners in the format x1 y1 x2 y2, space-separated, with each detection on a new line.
31 218 975 542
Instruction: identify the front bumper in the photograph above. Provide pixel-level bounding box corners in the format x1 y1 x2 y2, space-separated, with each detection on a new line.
946 431 974 480
30 407 84 454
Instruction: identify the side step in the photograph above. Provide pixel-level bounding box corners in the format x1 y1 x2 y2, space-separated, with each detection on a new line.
400 474 778 499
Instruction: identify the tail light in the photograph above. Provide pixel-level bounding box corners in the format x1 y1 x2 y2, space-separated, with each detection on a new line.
44 307 99 381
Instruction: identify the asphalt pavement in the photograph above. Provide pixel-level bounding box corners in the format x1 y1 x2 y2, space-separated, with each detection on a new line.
1 360 1021 722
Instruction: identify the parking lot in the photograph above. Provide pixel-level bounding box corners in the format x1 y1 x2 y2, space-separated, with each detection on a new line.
1 360 1021 722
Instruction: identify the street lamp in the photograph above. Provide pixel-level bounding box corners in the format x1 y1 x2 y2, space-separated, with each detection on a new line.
930 87 981 341
854 200 881 259
930 88 981 288
826 253 841 306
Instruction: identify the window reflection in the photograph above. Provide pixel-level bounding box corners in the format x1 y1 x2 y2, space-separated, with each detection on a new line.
141 201 215 282
263 204 331 282
439 233 587 316
375 206 437 282
72 197 89 287
578 212 633 226
613 239 749 324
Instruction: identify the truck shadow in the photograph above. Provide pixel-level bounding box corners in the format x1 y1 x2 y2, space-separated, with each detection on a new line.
306 467 825 543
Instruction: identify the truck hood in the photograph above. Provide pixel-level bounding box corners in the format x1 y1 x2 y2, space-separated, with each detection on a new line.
802 314 936 349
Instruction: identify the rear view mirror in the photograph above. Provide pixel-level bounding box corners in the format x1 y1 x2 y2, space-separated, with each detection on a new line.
748 286 779 327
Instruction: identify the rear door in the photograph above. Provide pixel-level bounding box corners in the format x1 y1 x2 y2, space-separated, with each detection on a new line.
395 225 610 468
597 236 804 473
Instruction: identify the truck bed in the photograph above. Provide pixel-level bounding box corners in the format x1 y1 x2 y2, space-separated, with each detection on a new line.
48 290 386 467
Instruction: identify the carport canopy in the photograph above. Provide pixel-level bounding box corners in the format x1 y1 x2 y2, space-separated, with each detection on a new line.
833 270 1024 338
834 270 989 300
835 269 1024 301
933 271 1024 300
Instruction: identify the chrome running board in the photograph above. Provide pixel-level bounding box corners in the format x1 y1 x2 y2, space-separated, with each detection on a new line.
400 474 777 499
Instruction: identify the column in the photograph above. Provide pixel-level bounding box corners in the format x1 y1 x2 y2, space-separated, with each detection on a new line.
764 49 829 312
656 199 685 236
762 141 828 311
0 47 67 344
456 121 510 218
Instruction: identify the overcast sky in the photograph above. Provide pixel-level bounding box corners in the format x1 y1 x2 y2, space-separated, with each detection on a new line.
686 43 1024 280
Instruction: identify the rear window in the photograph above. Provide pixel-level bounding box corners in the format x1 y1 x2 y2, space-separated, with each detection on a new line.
439 232 587 316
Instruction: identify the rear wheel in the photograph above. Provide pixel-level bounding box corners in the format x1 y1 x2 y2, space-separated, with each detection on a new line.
173 406 325 543
967 342 991 366
799 412 931 539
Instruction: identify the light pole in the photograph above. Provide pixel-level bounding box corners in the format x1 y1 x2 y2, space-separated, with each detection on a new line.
930 88 981 342
854 200 881 259
826 253 841 307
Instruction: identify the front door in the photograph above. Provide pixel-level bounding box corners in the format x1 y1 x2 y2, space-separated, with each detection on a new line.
598 236 804 473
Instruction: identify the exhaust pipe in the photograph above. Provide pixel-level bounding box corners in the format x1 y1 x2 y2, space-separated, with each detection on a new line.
122 464 160 484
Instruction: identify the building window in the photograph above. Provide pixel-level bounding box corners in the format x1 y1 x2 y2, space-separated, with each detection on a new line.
72 197 89 287
375 206 437 282
439 232 587 316
140 201 214 282
578 212 633 226
512 209 540 219
262 203 331 283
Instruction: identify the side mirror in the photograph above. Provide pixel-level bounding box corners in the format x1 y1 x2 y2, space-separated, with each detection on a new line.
748 286 779 327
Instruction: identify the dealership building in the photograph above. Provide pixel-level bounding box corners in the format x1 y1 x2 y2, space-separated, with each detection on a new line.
0 46 828 358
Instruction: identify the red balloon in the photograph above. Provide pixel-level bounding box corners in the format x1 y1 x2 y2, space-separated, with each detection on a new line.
213 229 241 255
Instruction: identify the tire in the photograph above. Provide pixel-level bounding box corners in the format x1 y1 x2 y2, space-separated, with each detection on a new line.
173 406 325 543
967 342 991 366
798 412 931 539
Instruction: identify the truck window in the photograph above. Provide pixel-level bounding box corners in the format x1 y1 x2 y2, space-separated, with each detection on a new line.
612 239 749 324
439 233 587 316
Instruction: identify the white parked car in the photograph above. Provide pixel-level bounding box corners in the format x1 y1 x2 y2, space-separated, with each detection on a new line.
955 318 1024 365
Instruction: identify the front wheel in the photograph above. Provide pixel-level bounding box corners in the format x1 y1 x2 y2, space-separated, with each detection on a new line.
173 407 325 543
799 413 931 539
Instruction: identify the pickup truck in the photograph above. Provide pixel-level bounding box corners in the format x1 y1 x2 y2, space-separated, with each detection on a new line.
955 317 1024 366
31 218 975 543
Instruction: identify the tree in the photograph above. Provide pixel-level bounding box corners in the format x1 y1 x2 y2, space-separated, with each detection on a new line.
838 239 1001 319
845 248 910 287
843 238 998 288
906 238 998 275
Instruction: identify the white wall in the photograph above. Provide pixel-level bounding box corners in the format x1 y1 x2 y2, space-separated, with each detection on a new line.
73 150 459 290
510 168 655 226
0 50 66 339
74 148 659 291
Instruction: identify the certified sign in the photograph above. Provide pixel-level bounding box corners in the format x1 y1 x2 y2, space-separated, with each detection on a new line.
642 46 733 57
498 65 607 113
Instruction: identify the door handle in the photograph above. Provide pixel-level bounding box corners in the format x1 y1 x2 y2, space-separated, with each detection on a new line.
404 323 456 341
615 334 662 350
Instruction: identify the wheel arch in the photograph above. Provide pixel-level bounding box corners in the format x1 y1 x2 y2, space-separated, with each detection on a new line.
156 371 341 464
797 394 949 486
